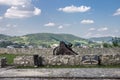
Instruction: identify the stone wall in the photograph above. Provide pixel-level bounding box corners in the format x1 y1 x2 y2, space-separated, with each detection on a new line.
0 48 120 55
13 54 120 66
101 54 120 65
0 48 119 66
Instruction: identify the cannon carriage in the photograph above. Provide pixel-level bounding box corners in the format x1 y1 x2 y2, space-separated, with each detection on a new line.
53 41 78 55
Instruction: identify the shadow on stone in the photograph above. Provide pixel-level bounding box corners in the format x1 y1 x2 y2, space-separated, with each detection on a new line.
33 55 43 67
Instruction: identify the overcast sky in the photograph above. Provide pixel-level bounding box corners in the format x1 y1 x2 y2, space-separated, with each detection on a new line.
0 0 120 38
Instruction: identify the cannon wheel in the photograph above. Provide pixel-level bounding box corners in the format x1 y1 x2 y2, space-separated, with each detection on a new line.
53 46 60 55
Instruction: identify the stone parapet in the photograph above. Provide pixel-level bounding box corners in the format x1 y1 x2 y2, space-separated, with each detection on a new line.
0 48 120 55
13 54 120 67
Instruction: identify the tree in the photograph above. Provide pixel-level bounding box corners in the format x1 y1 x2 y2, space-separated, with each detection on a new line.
0 41 13 48
112 37 120 47
103 43 112 48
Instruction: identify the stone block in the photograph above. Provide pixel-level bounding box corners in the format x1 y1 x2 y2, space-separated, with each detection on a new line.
14 56 34 66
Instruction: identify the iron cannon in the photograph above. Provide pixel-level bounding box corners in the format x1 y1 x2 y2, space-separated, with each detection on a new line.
53 41 78 55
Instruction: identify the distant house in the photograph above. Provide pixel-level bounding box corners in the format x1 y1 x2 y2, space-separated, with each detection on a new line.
51 44 59 48
38 46 43 49
28 45 34 49
7 46 14 49
74 42 89 48
7 45 21 48
82 45 89 48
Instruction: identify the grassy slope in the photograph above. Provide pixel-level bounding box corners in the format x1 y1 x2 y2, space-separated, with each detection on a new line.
0 54 17 65
7 33 88 45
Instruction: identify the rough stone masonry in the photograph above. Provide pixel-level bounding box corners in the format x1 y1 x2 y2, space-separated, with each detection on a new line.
0 48 119 67
0 48 120 55
14 54 120 67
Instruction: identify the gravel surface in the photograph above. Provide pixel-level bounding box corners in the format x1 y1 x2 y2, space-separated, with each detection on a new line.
0 68 120 80
0 78 120 80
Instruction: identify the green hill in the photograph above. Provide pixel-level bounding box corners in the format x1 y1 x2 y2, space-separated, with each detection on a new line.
0 33 89 47
89 36 113 42
20 33 87 46
24 33 84 42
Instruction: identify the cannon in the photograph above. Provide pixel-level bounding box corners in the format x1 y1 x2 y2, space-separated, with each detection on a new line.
53 41 78 55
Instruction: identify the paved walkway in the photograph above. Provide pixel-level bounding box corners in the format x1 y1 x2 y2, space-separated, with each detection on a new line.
0 68 120 79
